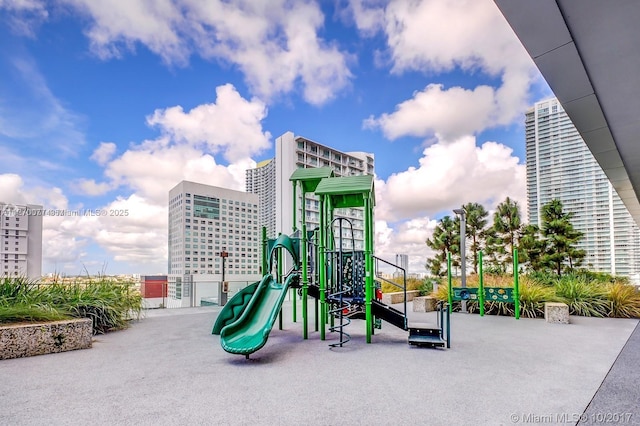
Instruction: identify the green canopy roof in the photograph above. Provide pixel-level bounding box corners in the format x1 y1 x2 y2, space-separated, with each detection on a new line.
314 175 375 208
289 167 334 193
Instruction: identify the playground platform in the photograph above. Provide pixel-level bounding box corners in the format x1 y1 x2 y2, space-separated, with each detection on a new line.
1 301 638 426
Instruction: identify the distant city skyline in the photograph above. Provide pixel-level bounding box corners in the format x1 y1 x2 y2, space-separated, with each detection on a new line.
0 1 550 275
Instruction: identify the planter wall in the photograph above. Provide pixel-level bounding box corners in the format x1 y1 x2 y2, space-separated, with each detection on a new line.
381 290 421 305
0 318 92 360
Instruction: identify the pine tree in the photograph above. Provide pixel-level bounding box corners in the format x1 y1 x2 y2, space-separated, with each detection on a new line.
425 215 459 277
540 199 585 276
491 197 522 272
463 202 489 274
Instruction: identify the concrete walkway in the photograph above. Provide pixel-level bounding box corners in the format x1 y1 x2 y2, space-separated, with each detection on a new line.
0 302 638 426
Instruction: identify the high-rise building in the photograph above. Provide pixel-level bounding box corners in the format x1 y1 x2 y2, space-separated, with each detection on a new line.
0 203 43 279
167 181 261 307
245 158 276 240
246 131 375 249
526 98 640 277
395 254 409 273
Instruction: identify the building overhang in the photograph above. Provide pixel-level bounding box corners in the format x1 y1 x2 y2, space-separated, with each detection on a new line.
495 0 640 225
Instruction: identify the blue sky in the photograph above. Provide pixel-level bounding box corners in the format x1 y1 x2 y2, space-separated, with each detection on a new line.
0 0 551 275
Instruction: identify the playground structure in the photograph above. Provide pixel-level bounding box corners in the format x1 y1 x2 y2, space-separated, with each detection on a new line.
447 249 521 319
213 167 450 358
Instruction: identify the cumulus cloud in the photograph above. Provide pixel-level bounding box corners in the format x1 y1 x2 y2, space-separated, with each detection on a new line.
348 0 532 75
59 0 351 105
372 135 526 275
90 142 117 165
374 217 439 274
147 84 270 163
375 136 525 223
351 0 536 140
1 82 271 274
365 83 499 141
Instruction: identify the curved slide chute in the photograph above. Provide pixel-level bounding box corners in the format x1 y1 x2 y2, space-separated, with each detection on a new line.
212 281 260 335
219 273 297 356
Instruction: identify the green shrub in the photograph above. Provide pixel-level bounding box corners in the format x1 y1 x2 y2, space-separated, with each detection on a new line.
554 277 610 317
518 281 559 318
0 276 142 333
606 282 640 318
419 278 436 296
0 304 70 323
380 276 423 293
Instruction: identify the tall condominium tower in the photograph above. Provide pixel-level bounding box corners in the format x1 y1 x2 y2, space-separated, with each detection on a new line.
0 203 43 279
167 181 261 307
245 158 276 240
246 131 375 249
526 98 640 277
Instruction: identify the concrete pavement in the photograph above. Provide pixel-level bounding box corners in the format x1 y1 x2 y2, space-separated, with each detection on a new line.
0 302 638 425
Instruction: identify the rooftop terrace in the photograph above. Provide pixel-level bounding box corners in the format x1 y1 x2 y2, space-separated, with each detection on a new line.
1 302 638 425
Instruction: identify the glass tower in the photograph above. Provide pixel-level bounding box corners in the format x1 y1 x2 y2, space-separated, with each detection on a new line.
526 98 640 277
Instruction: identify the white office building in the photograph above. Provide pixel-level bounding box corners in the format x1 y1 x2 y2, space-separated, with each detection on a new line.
167 181 261 307
526 98 640 277
1 203 43 279
246 131 374 250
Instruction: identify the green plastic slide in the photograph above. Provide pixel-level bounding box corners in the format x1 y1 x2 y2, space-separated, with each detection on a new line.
211 281 260 335
219 273 297 356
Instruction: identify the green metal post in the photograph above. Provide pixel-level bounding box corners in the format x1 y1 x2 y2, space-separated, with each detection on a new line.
447 251 453 313
301 189 308 339
292 280 297 323
291 182 297 323
314 229 319 332
261 227 267 275
278 233 283 330
478 250 485 316
513 248 520 320
364 196 373 344
292 181 297 233
327 197 334 330
318 195 326 341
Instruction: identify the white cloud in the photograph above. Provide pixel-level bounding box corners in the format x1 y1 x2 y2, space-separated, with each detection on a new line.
1 82 271 274
349 0 532 76
365 83 498 141
0 0 48 36
351 0 536 140
90 142 117 165
375 136 525 223
374 217 439 275
372 135 526 275
73 179 112 196
147 84 270 163
60 0 352 105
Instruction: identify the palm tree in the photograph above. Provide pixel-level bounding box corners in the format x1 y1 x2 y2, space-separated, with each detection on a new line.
463 202 489 274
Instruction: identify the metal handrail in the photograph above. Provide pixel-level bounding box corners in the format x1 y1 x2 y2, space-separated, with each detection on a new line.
373 255 407 327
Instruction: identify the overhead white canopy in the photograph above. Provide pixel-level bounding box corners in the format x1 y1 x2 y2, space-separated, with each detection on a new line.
495 0 640 225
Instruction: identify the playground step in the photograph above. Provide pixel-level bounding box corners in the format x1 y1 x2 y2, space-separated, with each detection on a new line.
408 324 446 348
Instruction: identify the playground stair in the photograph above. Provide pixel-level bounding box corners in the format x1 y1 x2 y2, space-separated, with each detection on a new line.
407 322 446 348
307 284 449 348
